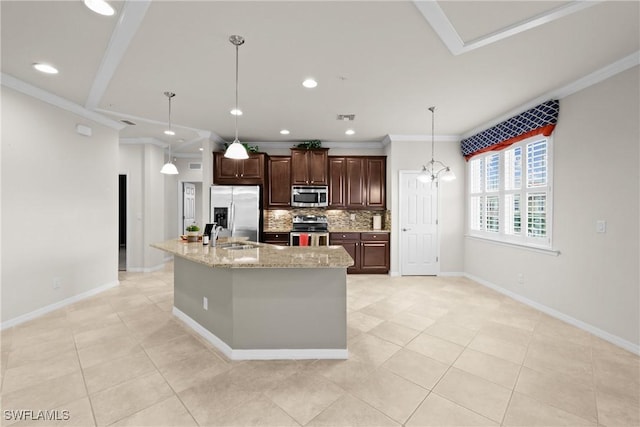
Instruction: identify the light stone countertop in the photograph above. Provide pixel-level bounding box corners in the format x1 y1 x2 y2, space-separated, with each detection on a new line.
151 238 354 269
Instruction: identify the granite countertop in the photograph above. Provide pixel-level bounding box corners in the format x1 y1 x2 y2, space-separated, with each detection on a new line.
151 238 353 269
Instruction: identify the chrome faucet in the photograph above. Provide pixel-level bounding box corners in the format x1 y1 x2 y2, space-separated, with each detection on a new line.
210 225 223 246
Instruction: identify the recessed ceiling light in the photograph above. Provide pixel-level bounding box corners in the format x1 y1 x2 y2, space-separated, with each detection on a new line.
302 78 318 88
345 129 355 135
199 147 204 151
280 129 290 135
33 63 58 74
164 130 175 136
230 108 243 116
83 0 115 16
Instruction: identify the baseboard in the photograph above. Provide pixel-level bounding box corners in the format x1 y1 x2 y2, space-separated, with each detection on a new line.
439 271 465 277
173 307 348 360
389 270 401 277
1 280 120 330
464 273 640 355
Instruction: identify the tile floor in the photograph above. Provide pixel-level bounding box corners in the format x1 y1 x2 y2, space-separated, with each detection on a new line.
1 263 639 426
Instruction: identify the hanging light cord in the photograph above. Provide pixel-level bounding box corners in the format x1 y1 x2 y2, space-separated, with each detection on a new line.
230 35 245 143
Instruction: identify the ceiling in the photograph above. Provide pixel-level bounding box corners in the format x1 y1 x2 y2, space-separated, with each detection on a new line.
2 1 638 156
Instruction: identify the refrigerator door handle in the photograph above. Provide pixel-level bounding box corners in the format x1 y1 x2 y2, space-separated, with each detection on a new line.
230 201 235 235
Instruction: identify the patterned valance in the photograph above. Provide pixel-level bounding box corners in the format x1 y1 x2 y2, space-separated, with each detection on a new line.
461 99 559 159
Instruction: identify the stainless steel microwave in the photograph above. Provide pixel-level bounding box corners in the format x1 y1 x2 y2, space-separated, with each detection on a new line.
291 185 328 208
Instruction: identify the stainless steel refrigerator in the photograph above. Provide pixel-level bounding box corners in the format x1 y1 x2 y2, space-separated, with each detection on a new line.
210 185 261 241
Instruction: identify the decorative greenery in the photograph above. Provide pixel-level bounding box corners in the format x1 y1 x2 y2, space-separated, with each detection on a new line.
186 224 200 232
223 142 259 153
295 140 322 149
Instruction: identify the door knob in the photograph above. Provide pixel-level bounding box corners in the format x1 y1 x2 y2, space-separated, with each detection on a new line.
402 228 411 231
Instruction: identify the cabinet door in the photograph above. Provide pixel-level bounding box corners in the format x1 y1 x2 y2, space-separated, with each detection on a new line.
240 155 264 179
216 155 240 179
308 150 328 185
262 232 290 245
267 156 291 208
328 157 346 208
360 241 389 273
346 158 366 208
290 150 309 184
366 158 386 209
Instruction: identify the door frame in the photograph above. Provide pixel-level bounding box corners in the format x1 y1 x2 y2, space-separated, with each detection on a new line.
398 170 440 276
177 180 205 236
119 172 131 271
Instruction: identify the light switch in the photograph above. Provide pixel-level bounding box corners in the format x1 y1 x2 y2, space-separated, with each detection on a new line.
596 220 606 233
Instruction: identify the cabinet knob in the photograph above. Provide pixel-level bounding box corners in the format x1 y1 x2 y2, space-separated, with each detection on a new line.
240 173 244 177
342 234 346 238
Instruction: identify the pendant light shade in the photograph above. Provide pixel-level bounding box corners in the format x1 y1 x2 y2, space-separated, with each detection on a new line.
418 106 455 184
160 91 179 175
224 35 249 160
160 161 178 175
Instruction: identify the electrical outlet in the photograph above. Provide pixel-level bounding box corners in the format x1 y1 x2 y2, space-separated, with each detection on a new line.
203 297 208 310
53 277 62 290
517 273 524 285
350 213 356 221
596 220 606 233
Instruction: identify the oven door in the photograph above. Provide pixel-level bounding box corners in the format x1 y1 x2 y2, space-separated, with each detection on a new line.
290 232 329 246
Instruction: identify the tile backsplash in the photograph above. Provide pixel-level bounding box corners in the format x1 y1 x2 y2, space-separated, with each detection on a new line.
264 209 391 231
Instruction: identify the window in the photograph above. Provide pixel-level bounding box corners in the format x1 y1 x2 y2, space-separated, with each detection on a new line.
468 136 552 248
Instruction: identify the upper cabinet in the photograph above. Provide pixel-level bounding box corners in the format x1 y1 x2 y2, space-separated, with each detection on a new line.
290 148 329 185
214 152 265 185
266 156 291 208
329 156 386 210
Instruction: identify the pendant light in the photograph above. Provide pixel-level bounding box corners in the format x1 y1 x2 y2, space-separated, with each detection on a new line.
164 91 176 136
417 106 455 183
224 35 249 160
160 91 179 175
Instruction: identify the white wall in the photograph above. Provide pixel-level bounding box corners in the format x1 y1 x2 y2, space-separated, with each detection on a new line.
464 67 640 349
1 87 119 323
387 138 466 275
118 143 166 271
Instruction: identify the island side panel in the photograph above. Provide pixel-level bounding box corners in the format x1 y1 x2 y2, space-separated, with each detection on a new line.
231 268 347 350
174 256 234 346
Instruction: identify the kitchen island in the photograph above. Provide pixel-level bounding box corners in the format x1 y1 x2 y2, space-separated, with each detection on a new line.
151 239 353 360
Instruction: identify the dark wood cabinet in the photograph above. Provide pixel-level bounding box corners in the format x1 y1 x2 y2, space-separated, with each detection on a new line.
360 233 390 273
266 156 291 208
262 232 290 246
328 157 346 208
214 152 265 185
290 148 329 185
330 232 389 274
329 156 386 210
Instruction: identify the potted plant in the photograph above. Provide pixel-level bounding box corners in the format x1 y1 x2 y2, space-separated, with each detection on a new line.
186 224 200 242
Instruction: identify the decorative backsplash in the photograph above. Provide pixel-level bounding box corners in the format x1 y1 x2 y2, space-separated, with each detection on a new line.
264 209 391 231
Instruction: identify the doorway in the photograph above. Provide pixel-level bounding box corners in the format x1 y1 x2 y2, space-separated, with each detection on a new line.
118 174 126 271
399 171 439 275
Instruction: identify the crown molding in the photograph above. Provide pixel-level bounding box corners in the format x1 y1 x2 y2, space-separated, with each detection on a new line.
1 73 125 130
462 50 640 138
415 0 602 56
249 141 385 149
386 134 460 143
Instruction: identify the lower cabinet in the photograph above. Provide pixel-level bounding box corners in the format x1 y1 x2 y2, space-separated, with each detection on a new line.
329 232 389 274
262 232 290 246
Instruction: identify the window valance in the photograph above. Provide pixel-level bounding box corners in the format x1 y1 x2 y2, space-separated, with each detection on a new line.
461 99 559 160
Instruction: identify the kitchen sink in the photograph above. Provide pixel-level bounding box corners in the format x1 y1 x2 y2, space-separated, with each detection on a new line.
217 242 258 250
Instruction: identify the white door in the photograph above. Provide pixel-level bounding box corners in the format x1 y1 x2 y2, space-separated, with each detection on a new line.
399 171 439 275
183 182 196 233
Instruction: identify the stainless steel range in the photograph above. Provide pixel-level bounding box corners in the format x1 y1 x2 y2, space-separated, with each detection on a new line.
290 215 329 246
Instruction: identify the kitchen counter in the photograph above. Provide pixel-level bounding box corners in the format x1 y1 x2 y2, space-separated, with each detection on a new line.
151 238 353 268
151 238 349 360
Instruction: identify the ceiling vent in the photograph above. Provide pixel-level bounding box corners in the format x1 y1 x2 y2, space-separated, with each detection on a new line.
120 119 136 125
337 114 355 121
188 162 202 170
